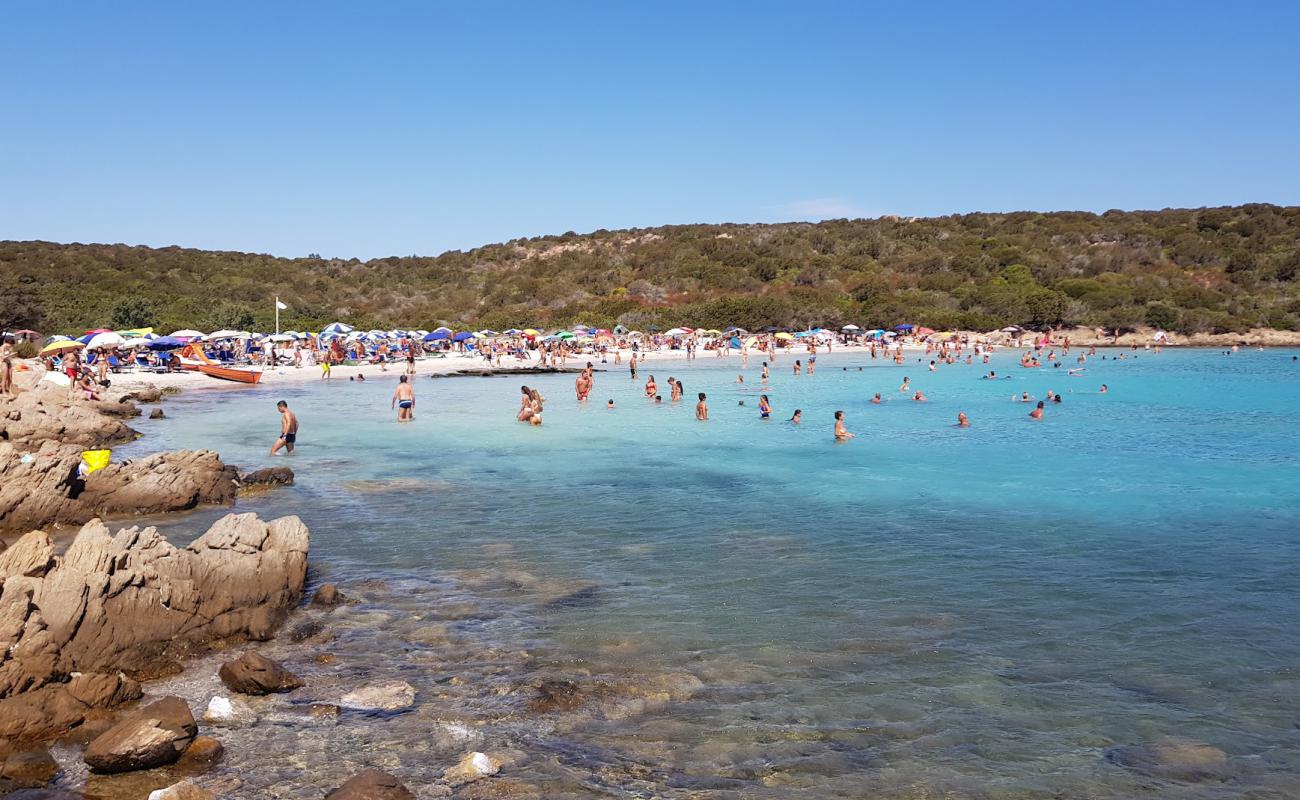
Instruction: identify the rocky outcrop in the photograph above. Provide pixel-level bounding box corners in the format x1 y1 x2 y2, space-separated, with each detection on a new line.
83 696 197 774
311 583 346 608
217 652 303 695
325 770 416 800
238 466 294 488
0 383 141 449
0 513 309 740
0 442 240 533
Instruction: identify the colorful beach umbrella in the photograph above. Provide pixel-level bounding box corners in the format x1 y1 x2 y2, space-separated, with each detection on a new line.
86 332 125 350
41 339 85 354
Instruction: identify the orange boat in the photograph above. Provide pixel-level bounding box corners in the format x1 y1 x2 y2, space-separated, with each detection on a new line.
196 363 263 384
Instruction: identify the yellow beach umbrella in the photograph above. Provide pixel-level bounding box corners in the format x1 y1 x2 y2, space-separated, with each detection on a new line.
114 327 154 338
522 329 541 336
774 332 794 340
41 339 86 354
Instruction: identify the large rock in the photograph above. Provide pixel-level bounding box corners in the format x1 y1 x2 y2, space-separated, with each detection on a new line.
218 652 303 695
340 681 417 712
311 583 346 608
325 769 416 800
83 696 197 774
0 745 59 788
0 513 309 740
0 383 141 449
0 441 240 533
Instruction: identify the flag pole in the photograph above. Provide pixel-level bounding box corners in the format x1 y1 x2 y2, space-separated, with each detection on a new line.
275 297 280 335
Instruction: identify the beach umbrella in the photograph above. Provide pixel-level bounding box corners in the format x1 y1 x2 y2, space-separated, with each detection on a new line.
268 334 294 342
864 329 884 336
86 332 125 350
45 335 71 343
41 339 85 355
207 330 248 340
842 324 861 331
730 336 742 349
1000 326 1022 333
522 329 540 336
477 330 499 336
169 329 204 339
452 331 474 342
894 324 914 331
556 331 575 340
114 327 154 339
83 328 111 335
147 336 186 350
120 337 153 349
774 332 794 340
504 328 523 335
322 322 354 335
432 326 452 334
612 325 629 335
423 331 449 341
916 326 936 336
12 329 40 341
663 327 689 336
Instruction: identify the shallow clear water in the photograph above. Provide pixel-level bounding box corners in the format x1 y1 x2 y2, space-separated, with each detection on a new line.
115 348 1300 798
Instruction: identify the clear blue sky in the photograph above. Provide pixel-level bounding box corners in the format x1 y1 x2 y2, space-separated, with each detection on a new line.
3 1 1298 259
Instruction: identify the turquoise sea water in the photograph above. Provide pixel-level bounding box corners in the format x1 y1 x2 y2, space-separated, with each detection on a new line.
122 348 1300 798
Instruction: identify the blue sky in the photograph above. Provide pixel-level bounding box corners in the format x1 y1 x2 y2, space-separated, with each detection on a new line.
2 1 1298 259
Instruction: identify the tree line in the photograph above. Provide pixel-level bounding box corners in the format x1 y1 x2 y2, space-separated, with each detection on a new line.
2 204 1298 336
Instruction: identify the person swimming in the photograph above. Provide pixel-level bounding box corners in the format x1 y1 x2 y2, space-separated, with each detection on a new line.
1029 400 1045 420
912 390 926 402
789 409 802 423
607 398 615 408
1100 384 1108 393
899 377 910 392
834 410 854 440
871 393 882 404
957 411 970 427
758 394 771 419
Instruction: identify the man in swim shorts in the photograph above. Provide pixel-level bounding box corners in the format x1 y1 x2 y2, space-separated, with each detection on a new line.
392 374 416 421
271 400 298 454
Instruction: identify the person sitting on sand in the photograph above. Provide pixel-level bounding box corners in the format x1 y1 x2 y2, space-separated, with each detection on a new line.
271 400 298 455
834 410 854 440
392 374 415 421
957 411 970 428
1029 401 1045 420
696 392 708 420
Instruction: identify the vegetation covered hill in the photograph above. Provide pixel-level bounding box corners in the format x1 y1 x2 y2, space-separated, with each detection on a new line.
3 204 1299 336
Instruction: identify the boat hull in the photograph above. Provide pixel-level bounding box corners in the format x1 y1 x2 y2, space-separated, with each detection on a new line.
196 364 263 384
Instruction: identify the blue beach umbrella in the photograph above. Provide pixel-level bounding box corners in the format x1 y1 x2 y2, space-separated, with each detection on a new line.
894 324 914 331
452 331 474 342
322 322 354 335
423 331 449 341
147 336 187 350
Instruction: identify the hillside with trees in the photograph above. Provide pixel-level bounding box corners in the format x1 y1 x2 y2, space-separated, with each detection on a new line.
3 204 1299 336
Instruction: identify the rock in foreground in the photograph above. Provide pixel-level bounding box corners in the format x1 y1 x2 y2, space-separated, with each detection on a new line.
83 696 197 774
0 513 309 740
218 652 303 695
325 769 416 800
340 681 417 712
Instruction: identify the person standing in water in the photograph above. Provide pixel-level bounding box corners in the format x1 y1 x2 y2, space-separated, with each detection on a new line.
834 410 854 440
956 411 970 427
696 392 708 420
392 374 415 421
1029 400 1045 420
758 394 771 419
271 400 298 455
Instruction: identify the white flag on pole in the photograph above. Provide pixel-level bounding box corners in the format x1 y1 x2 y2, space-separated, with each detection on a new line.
275 300 288 310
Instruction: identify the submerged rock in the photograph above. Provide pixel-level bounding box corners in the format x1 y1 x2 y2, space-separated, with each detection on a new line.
341 681 417 712
148 409 166 420
147 780 214 800
311 583 346 608
202 695 256 727
325 769 416 800
443 752 501 786
1106 738 1231 781
238 466 294 488
83 696 197 774
529 680 583 713
0 513 309 740
0 746 59 788
218 652 303 695
176 736 224 771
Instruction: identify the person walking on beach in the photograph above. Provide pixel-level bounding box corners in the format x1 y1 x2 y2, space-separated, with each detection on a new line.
392 374 415 421
696 392 708 420
271 400 298 455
